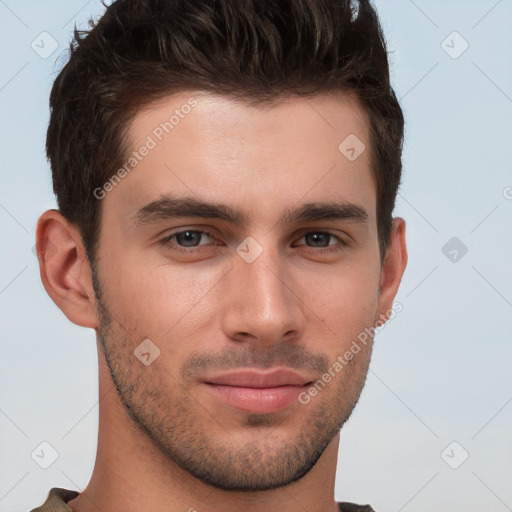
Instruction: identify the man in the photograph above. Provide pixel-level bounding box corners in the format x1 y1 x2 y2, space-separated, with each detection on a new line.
32 0 407 510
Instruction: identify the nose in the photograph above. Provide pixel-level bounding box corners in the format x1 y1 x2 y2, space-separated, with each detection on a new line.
220 242 305 348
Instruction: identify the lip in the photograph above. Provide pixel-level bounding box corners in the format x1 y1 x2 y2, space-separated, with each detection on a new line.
204 368 311 388
203 369 313 414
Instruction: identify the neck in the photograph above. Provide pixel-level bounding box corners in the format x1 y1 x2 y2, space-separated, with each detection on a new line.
68 352 341 512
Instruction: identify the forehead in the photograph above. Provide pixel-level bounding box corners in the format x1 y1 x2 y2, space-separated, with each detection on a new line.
129 90 370 153
107 90 375 227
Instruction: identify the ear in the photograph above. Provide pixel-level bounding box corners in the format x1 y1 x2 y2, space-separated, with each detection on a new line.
377 217 408 319
36 209 99 329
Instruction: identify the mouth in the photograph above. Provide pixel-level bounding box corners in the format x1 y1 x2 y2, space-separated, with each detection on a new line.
202 369 313 414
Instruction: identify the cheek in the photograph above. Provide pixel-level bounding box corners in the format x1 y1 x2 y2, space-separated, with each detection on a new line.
99 249 230 341
97 230 380 358
297 262 380 347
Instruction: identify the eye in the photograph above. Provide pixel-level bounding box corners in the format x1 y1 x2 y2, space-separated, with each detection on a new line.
295 231 347 251
159 229 216 252
158 229 347 255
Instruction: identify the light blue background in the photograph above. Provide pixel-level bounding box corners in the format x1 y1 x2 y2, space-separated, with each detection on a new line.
1 1 511 511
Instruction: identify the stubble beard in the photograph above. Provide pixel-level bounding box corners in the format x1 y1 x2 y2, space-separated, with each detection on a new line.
92 269 373 492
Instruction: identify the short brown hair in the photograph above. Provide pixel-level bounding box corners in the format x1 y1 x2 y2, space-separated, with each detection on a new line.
47 0 404 262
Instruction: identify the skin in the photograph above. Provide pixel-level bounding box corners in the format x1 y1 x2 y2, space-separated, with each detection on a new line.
36 91 407 512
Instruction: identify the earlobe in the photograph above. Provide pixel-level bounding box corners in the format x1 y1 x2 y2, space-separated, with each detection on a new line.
36 209 99 329
377 217 408 319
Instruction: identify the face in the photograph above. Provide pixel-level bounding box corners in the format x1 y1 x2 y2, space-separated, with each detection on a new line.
93 91 384 491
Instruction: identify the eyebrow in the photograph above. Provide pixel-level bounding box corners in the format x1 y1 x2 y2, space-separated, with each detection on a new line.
132 195 369 226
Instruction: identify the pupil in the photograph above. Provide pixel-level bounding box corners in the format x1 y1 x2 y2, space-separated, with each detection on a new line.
178 231 199 246
307 233 329 247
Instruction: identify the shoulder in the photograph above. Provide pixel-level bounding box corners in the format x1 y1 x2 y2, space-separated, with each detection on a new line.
337 502 376 512
29 488 79 512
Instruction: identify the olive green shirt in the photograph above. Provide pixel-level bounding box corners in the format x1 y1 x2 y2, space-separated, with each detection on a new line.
30 487 376 511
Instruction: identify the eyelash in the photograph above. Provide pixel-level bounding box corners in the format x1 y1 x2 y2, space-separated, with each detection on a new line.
158 229 347 254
